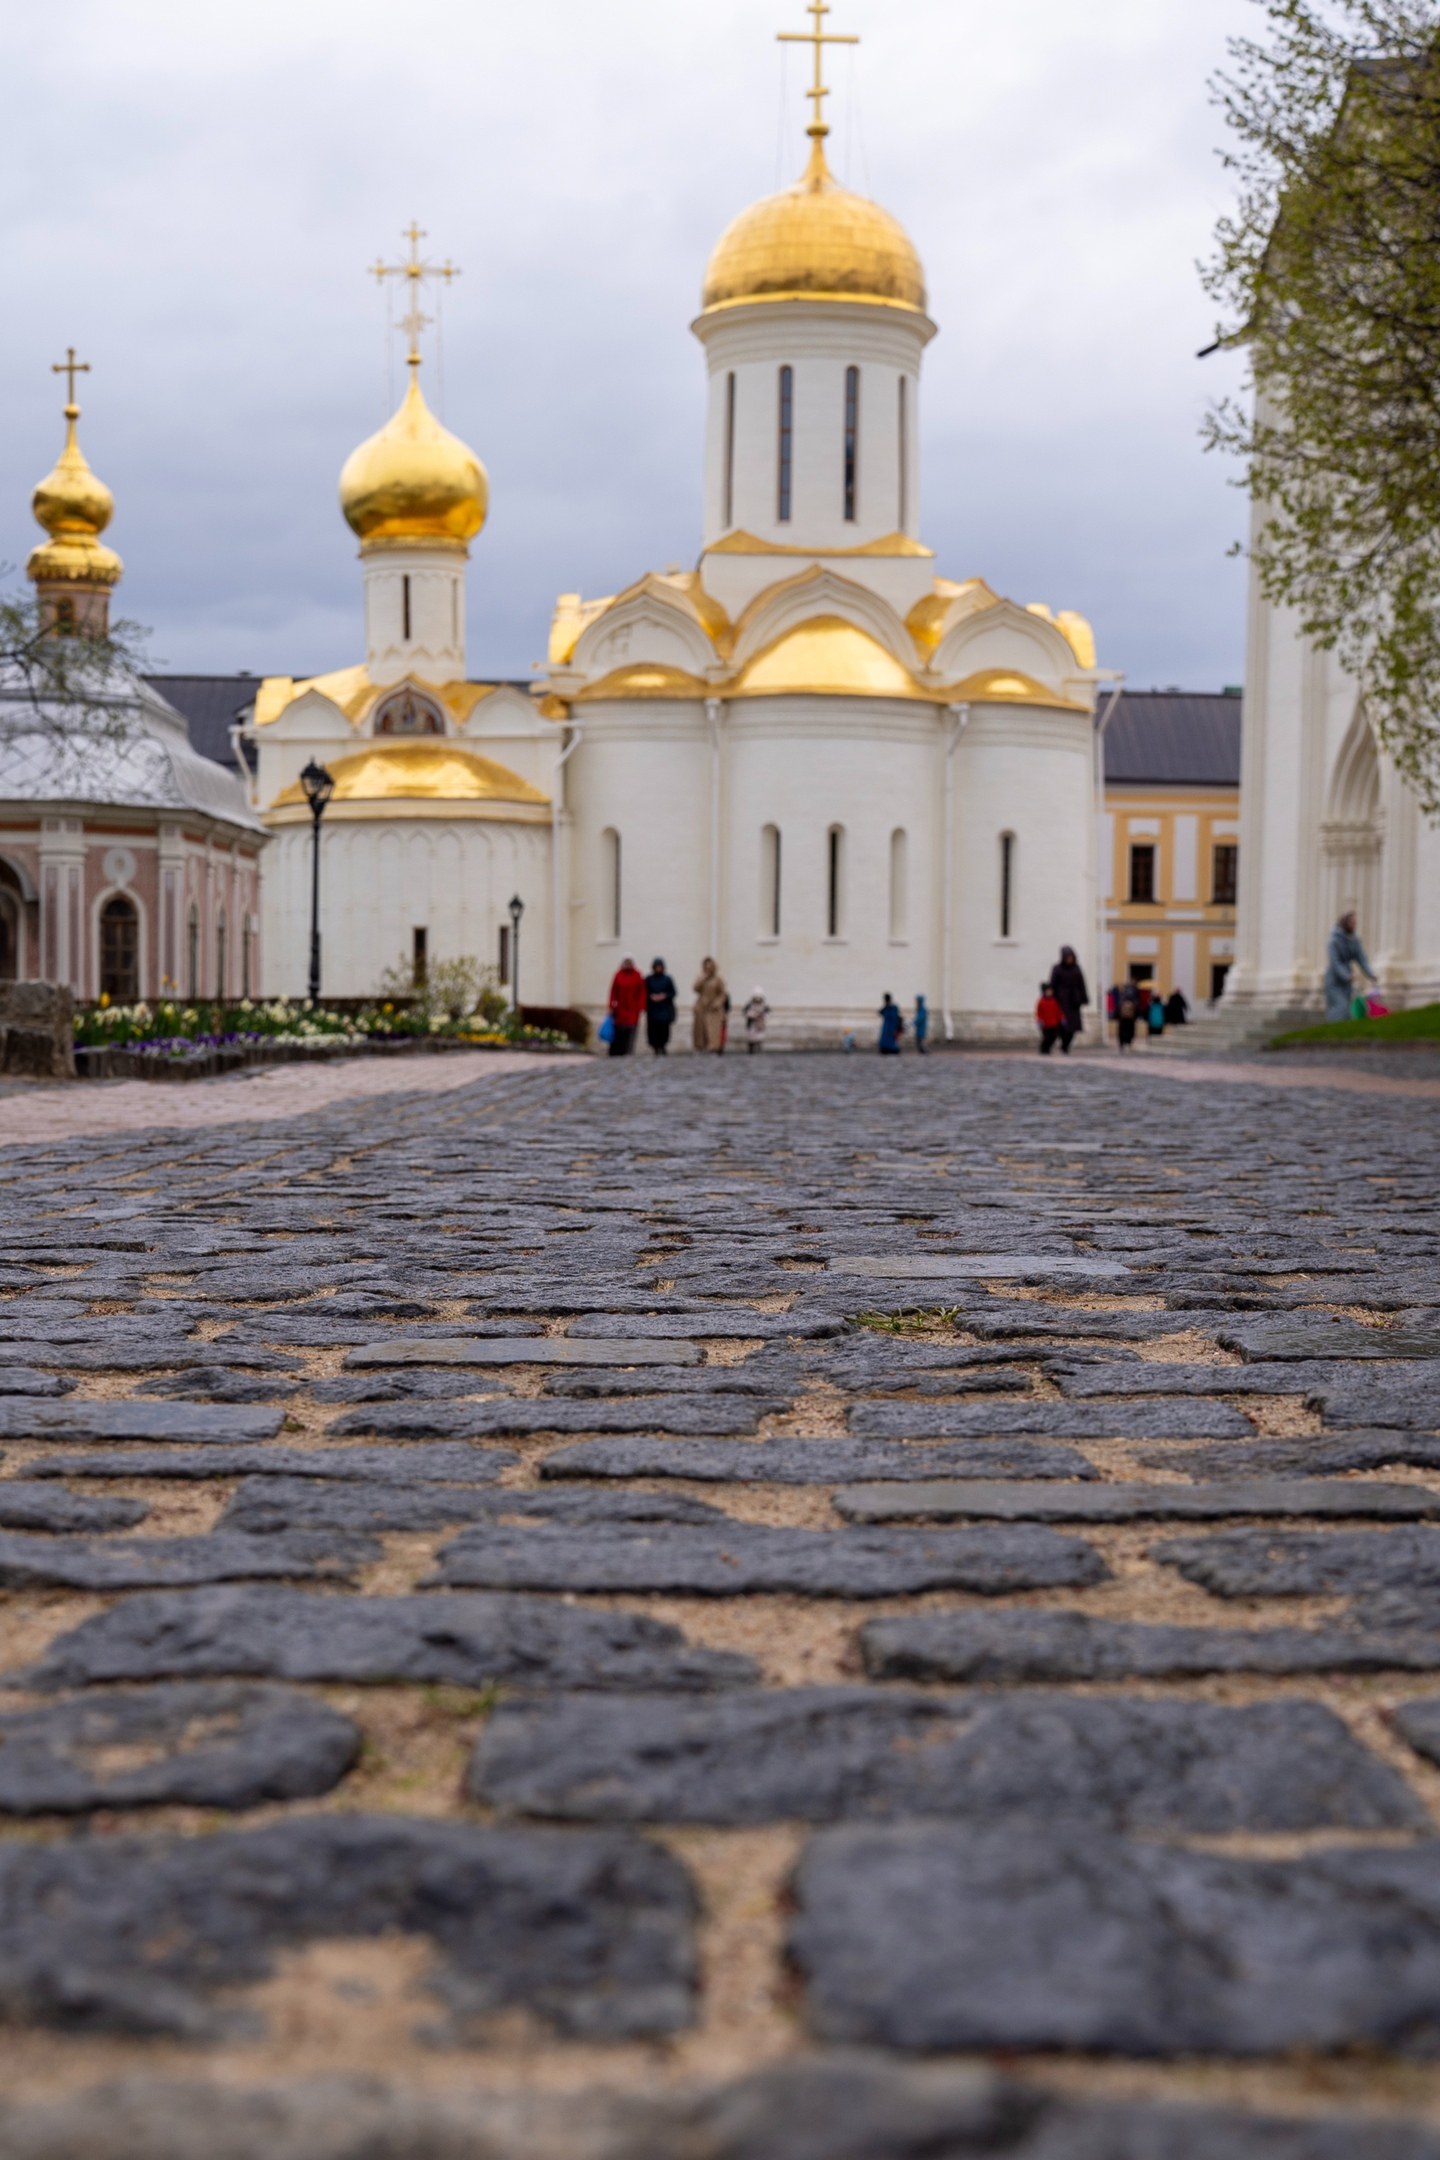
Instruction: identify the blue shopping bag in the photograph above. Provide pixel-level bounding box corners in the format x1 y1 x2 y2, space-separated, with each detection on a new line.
598 1013 615 1045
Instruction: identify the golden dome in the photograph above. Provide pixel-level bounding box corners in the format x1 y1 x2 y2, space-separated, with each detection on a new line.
702 139 926 315
339 370 488 548
27 409 122 588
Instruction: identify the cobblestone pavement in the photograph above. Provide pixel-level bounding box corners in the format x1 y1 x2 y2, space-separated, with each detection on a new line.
1 1054 1439 2157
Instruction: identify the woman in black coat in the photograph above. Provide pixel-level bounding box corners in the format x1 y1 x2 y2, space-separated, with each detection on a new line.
1048 947 1089 1052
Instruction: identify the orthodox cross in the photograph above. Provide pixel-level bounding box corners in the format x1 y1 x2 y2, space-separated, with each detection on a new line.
371 223 460 369
52 346 90 416
777 1 857 139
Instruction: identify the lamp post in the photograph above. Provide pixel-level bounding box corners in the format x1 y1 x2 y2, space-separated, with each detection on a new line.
299 759 335 1003
508 893 524 1015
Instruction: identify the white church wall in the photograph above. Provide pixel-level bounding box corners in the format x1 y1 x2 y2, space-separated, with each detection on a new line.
565 707 711 1017
362 545 466 686
719 694 937 1041
261 815 553 1002
949 705 1094 1038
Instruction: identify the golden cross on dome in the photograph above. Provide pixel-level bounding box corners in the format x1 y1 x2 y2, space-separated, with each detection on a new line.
52 346 90 417
371 222 460 370
777 1 857 141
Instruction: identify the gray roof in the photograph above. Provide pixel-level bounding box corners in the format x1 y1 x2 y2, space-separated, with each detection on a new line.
144 675 262 774
1104 692 1242 787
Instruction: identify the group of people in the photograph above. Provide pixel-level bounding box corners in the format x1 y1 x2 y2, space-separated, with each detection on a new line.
1032 948 1188 1053
604 957 771 1057
1103 979 1189 1050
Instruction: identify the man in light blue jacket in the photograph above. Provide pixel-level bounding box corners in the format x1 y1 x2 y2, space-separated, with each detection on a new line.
1324 912 1377 1021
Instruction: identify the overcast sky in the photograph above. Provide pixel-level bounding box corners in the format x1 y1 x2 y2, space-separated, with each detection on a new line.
0 0 1258 691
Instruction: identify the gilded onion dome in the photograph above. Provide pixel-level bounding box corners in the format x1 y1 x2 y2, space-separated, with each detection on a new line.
27 404 122 590
701 137 926 316
339 370 488 549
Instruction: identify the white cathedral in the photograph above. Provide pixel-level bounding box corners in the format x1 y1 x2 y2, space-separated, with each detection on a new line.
247 38 1110 1044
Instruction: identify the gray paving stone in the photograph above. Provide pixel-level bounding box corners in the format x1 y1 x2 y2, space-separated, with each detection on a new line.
0 1344 303 1374
0 1816 695 2039
433 1521 1108 1597
1140 1434 1440 1479
790 1823 1440 2054
1051 1361 1333 1398
541 1364 807 1398
468 1688 1418 1831
835 1479 1440 1525
1157 1527 1440 1601
540 1437 1099 1484
219 1478 728 1535
0 1401 285 1445
566 1313 843 1339
327 1396 780 1441
0 1482 147 1533
1305 1366 1440 1431
850 1399 1253 1440
346 1337 700 1368
24 1586 758 1692
829 1255 1133 1280
0 2069 1431 2160
861 1608 1440 1682
0 1529 374 1591
311 1371 517 1402
0 1682 360 1813
0 1370 75 1397
24 1442 520 1483
1221 1324 1440 1361
135 1368 302 1404
1390 1699 1440 1770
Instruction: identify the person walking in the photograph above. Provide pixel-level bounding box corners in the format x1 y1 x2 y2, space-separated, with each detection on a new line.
1325 911 1378 1021
1147 989 1166 1038
692 957 727 1053
1114 978 1140 1050
913 994 929 1054
644 958 677 1055
743 988 769 1052
1164 986 1189 1027
606 956 646 1057
1049 946 1089 1052
1036 980 1064 1055
878 993 905 1055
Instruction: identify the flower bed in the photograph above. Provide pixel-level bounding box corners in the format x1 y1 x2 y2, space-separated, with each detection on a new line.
72 996 578 1079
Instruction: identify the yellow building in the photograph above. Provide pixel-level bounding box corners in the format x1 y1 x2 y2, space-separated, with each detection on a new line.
1103 691 1241 1010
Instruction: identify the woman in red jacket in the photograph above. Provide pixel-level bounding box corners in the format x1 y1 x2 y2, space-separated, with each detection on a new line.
607 956 647 1057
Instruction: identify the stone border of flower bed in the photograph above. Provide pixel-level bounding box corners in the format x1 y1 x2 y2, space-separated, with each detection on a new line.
74 1037 585 1083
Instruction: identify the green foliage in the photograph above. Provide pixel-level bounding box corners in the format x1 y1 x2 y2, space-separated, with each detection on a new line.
375 951 509 1025
1204 0 1440 810
1271 999 1440 1043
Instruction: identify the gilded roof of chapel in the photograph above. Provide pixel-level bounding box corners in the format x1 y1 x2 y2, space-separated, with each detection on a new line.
253 667 495 731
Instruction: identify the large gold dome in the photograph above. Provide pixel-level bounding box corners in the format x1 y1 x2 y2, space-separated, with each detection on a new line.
339 371 488 547
27 412 122 589
702 140 926 315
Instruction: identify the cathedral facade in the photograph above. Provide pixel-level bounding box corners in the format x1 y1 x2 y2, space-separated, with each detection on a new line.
248 49 1108 1042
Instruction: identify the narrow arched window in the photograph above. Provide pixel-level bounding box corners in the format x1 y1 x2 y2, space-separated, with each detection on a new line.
827 825 844 938
777 366 794 523
100 894 139 1003
601 828 622 939
1000 832 1016 939
723 371 736 530
761 824 782 937
215 909 227 1002
402 574 412 643
241 915 253 999
844 366 859 522
186 904 199 999
889 828 908 939
898 376 909 529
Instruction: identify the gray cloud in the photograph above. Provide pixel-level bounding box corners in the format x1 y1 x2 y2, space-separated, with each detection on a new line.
0 0 1255 690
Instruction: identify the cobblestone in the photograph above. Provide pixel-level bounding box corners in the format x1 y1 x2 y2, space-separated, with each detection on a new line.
1 1051 1438 2145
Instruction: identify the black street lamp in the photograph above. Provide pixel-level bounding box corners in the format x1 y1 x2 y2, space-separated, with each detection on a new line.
299 759 335 1002
508 893 524 1015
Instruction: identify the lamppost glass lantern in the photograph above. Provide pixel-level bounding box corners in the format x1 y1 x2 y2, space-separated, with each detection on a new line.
299 759 335 1002
507 893 524 1014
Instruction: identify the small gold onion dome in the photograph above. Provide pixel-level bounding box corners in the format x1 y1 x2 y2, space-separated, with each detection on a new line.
339 371 488 547
27 408 122 587
702 138 926 314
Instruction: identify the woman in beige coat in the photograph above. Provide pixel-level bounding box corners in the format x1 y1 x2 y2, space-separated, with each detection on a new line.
692 957 727 1053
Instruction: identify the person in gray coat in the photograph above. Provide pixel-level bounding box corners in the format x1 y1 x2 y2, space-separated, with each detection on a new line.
1324 912 1378 1021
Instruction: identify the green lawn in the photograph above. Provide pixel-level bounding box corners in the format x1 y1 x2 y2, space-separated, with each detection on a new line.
1271 1003 1440 1047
